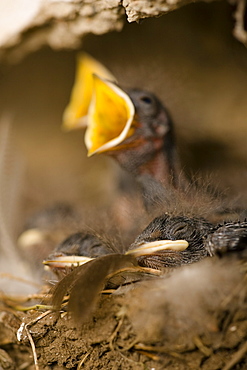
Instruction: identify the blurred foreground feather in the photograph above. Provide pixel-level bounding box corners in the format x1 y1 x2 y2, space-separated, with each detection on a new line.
0 117 38 294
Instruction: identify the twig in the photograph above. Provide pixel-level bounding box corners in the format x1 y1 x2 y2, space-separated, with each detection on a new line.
119 338 138 352
193 335 212 357
109 316 124 351
25 309 53 328
25 325 39 370
13 304 53 312
0 292 52 303
222 341 247 370
77 351 91 369
134 349 160 361
134 343 186 361
0 273 41 288
17 310 53 370
101 289 116 294
134 343 182 354
17 310 53 342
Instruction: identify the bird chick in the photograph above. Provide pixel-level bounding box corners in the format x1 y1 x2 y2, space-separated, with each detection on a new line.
49 211 247 328
62 55 244 223
44 231 113 279
62 55 185 186
85 76 185 187
47 214 208 278
50 214 215 323
128 214 214 269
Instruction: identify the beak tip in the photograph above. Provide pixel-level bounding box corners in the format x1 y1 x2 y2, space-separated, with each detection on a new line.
127 240 189 256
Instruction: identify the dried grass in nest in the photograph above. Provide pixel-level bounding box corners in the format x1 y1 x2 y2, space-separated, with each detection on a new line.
0 256 246 370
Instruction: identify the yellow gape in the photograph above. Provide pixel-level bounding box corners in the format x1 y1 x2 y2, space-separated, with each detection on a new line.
85 76 135 156
62 53 116 131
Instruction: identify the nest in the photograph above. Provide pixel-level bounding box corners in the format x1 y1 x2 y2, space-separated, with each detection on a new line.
0 254 246 370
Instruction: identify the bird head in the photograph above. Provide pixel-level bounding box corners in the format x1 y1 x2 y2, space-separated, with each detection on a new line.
62 53 179 184
43 231 113 278
85 76 175 180
127 215 214 269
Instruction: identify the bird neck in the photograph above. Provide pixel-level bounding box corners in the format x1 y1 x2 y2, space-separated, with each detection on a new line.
108 131 188 188
137 148 176 185
138 132 186 188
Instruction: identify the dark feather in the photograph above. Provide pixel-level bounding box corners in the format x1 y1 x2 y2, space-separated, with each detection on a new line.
204 221 247 257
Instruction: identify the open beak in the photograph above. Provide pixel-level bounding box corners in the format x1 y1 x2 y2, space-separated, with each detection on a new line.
62 53 116 131
126 240 189 257
85 76 136 156
43 255 94 270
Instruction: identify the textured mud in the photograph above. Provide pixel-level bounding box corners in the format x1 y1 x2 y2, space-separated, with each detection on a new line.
1 257 246 370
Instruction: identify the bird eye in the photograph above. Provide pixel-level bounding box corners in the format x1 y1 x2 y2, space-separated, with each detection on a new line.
172 223 189 236
140 96 152 104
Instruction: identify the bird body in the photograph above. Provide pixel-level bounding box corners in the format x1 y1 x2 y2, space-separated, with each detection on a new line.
49 214 247 324
205 221 247 257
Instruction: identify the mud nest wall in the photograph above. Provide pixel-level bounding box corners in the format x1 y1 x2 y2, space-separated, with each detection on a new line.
1 0 247 60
